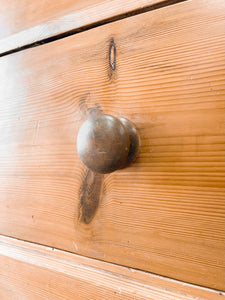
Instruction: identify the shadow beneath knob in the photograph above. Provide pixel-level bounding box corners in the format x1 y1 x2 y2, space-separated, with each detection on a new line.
78 169 104 224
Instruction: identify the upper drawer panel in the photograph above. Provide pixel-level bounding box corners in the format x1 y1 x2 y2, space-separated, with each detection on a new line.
0 0 165 55
0 0 224 290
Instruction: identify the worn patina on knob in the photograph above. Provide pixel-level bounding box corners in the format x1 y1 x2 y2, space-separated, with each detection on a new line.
77 112 140 174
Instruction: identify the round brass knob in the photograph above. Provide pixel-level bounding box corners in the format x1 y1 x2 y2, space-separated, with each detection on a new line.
77 113 140 174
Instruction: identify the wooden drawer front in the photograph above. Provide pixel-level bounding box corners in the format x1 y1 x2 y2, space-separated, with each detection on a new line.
0 0 224 290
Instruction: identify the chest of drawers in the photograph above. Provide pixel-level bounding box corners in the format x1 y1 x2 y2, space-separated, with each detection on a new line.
0 0 224 299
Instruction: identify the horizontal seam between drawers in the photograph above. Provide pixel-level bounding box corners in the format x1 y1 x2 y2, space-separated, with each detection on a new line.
0 0 188 58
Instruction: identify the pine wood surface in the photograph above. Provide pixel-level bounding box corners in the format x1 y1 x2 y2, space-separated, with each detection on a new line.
0 0 224 290
0 0 167 55
0 235 224 300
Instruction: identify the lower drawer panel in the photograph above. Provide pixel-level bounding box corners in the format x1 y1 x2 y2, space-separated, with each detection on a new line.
0 0 224 290
0 236 224 300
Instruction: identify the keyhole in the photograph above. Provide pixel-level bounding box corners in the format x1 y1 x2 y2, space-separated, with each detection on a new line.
109 43 116 70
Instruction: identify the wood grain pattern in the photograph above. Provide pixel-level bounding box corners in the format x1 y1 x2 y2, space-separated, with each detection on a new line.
0 235 224 300
0 0 224 290
0 0 167 55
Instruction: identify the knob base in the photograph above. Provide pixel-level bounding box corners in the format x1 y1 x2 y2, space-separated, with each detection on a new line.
119 117 140 169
